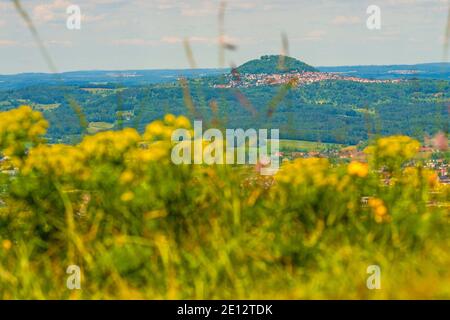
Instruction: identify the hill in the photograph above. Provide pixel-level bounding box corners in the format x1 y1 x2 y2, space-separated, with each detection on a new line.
236 55 318 74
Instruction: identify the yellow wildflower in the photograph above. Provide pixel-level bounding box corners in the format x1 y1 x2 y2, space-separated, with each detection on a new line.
347 161 369 178
424 170 439 188
174 115 191 129
22 144 89 180
368 198 389 223
145 121 165 138
0 106 48 160
276 158 330 185
80 128 140 162
375 205 387 217
364 135 420 170
119 170 135 184
2 239 12 251
164 114 176 125
121 191 134 202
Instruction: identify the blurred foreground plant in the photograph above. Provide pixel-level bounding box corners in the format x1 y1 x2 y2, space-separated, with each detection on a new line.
0 106 448 299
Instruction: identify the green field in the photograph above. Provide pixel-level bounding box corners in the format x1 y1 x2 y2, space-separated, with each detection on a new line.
87 122 115 134
278 139 344 152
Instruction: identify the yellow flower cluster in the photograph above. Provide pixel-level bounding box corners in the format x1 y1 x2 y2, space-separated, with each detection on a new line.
364 135 420 168
173 115 191 129
425 170 439 188
347 161 369 178
126 114 193 167
368 198 389 223
2 239 12 251
144 114 191 142
0 106 48 160
80 128 141 162
119 170 135 185
276 158 331 186
3 110 193 190
402 166 441 189
120 191 135 202
22 144 89 180
126 141 172 167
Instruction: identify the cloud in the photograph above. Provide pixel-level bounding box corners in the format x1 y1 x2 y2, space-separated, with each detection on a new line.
82 14 107 23
46 40 73 47
31 0 106 25
218 35 239 46
162 35 239 45
32 0 70 23
300 30 327 41
0 39 71 48
177 0 258 17
181 2 216 17
161 36 183 44
0 2 12 11
233 2 257 10
112 38 157 46
0 40 18 47
190 36 213 43
331 15 361 26
113 34 241 48
161 36 211 44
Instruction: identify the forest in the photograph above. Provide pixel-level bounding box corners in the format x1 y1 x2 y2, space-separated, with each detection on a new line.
0 76 448 145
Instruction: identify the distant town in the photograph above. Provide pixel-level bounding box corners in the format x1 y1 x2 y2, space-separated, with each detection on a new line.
214 71 402 89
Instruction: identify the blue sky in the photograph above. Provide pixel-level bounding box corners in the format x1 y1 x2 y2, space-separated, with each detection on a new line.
0 0 449 74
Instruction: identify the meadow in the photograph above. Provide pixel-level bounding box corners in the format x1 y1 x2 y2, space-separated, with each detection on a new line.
278 139 343 153
0 106 448 299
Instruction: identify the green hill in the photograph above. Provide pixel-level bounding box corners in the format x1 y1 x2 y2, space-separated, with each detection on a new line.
236 55 318 74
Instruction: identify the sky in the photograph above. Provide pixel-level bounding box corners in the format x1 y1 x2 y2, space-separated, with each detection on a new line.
0 0 449 74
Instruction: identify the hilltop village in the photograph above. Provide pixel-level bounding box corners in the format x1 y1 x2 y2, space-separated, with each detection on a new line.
214 71 402 89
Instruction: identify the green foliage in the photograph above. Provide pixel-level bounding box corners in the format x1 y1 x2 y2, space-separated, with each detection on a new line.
0 107 449 299
0 78 447 145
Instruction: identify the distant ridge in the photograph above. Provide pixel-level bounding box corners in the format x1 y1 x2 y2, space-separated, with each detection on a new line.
236 55 318 74
1 61 449 91
317 62 450 80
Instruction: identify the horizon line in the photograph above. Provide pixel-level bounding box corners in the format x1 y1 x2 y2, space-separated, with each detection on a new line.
1 60 450 77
